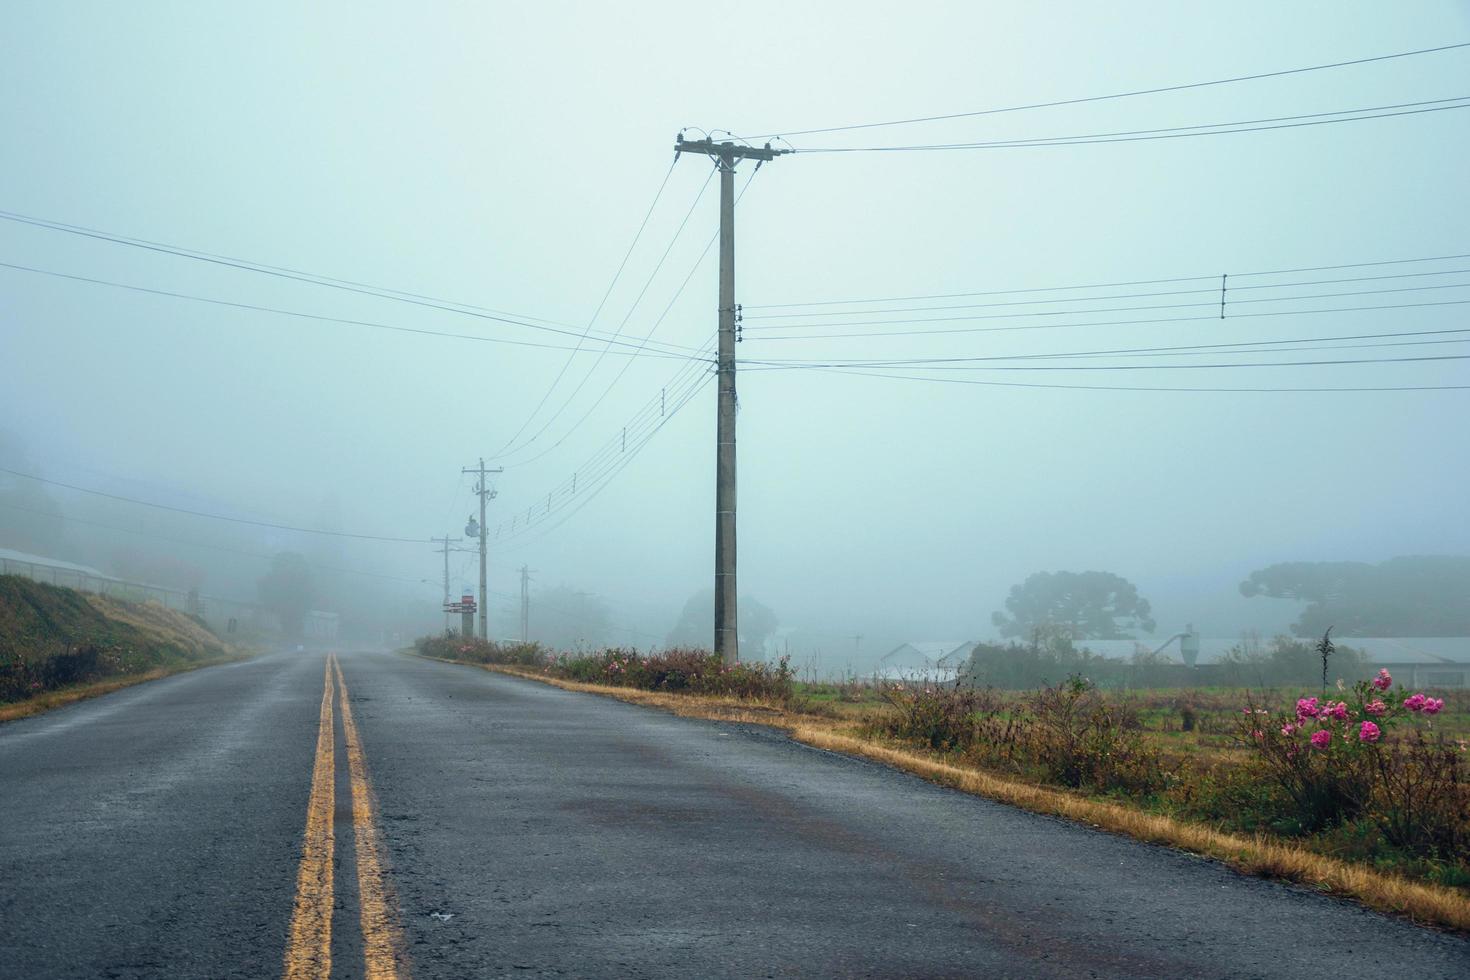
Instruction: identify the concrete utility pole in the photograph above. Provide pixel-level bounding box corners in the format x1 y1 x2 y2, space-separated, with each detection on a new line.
462 458 503 640
518 564 535 644
673 133 787 663
430 534 459 631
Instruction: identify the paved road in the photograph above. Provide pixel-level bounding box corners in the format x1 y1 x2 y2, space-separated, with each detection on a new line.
2 649 1467 978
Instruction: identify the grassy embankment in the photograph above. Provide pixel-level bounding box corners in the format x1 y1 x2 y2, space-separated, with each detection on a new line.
0 574 246 722
414 633 1470 932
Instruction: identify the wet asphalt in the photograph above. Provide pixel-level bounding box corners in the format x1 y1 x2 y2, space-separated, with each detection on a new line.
1 648 1468 978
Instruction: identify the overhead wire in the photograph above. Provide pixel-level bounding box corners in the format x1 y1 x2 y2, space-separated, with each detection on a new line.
746 252 1470 310
0 466 424 544
745 281 1470 331
0 209 636 344
493 163 719 462
793 368 1470 394
751 352 1470 373
0 260 708 359
744 298 1470 341
494 370 715 549
742 326 1470 370
734 41 1470 139
498 166 761 471
743 267 1470 321
788 96 1470 153
489 159 682 457
0 501 435 587
492 351 715 538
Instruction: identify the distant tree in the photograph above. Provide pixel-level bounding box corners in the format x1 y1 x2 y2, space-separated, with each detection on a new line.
257 552 315 638
665 590 779 655
530 586 612 651
1239 556 1470 636
991 570 1156 640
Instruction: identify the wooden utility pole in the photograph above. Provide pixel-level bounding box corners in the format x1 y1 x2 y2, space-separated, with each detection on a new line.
462 458 503 640
674 133 786 663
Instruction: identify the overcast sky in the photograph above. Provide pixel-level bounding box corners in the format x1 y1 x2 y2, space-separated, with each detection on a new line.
3 2 1468 661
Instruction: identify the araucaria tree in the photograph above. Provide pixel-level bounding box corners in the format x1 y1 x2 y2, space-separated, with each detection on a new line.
992 570 1156 640
1238 556 1470 637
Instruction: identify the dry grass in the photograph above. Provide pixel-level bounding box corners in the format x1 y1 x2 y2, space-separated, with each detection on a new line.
84 594 224 655
794 728 1470 932
435 657 1470 933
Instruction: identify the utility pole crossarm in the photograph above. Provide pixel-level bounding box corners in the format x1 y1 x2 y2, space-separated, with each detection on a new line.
674 135 789 164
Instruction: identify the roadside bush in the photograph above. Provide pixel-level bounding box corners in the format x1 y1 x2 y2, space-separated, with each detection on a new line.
580 647 794 700
880 684 987 752
875 676 1163 794
1364 730 1469 858
1029 675 1164 795
418 634 794 702
1 643 120 702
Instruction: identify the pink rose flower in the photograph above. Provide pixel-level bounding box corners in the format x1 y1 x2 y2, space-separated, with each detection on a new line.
1296 697 1318 720
1359 721 1381 743
1330 701 1349 721
1310 730 1332 750
1364 699 1386 716
1281 723 1297 736
1422 697 1443 716
1372 668 1393 691
1404 693 1427 712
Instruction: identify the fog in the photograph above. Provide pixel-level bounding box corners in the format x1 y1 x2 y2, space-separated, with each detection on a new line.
3 2 1468 673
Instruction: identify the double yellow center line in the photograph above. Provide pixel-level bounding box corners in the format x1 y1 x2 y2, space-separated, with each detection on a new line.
284 652 405 980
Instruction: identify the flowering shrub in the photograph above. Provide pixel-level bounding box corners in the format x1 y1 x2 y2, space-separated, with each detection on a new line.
1239 668 1468 852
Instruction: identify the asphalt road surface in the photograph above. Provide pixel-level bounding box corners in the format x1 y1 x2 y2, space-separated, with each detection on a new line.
2 649 1467 979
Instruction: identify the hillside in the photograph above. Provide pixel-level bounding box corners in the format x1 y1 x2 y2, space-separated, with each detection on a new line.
0 574 235 705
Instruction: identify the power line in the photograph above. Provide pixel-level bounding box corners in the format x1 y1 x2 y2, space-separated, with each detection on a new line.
0 501 433 586
489 159 682 457
0 209 580 328
498 167 761 472
735 41 1470 139
494 164 719 462
797 368 1470 394
743 327 1470 369
0 260 709 360
489 352 716 544
791 96 1470 153
744 267 1470 321
0 209 632 343
759 352 1470 373
0 466 423 544
746 298 1470 341
746 252 1470 310
785 337 1470 367
495 372 715 549
493 355 714 536
746 281 1470 330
